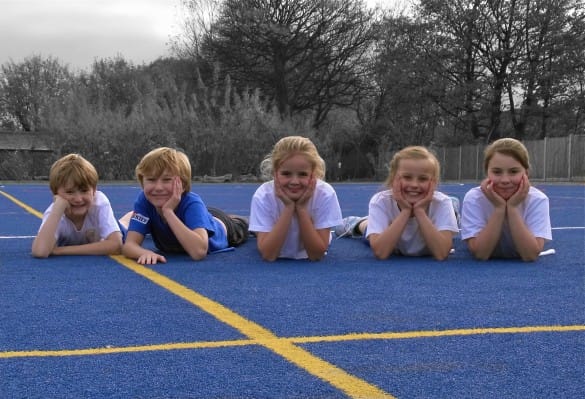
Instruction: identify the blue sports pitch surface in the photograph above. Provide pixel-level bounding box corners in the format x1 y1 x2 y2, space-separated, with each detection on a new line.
0 182 584 399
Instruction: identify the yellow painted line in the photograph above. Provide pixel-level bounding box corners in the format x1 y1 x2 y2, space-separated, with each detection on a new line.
110 255 393 399
0 339 256 358
3 324 583 359
0 190 43 218
287 324 585 344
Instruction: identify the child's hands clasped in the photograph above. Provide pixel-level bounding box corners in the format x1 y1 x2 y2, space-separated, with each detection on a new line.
412 180 436 214
274 175 316 210
481 174 529 209
392 177 435 216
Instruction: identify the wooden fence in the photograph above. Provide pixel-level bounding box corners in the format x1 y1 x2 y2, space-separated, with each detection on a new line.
433 135 585 182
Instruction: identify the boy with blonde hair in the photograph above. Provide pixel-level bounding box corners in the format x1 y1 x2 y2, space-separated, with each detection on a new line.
32 154 123 258
121 147 248 265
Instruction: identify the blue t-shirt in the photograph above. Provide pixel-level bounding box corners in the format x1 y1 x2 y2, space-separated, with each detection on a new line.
128 191 228 253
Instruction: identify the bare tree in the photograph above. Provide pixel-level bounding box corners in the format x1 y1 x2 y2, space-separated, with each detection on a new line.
201 0 378 128
170 0 223 60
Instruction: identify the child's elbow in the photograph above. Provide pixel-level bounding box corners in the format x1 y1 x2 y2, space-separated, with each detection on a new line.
471 251 491 261
261 252 278 262
520 252 539 262
433 246 453 261
189 247 208 261
111 244 123 255
307 253 325 261
371 247 390 260
31 249 50 259
433 252 450 261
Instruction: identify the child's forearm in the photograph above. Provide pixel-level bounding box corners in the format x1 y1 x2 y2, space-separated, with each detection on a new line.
414 208 452 260
162 209 208 260
467 207 506 260
257 206 294 261
52 233 123 256
122 239 149 260
52 241 119 256
296 208 328 260
507 206 543 261
369 210 410 259
31 210 63 258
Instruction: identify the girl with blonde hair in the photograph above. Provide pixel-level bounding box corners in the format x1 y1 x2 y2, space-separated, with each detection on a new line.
334 146 459 260
249 136 342 261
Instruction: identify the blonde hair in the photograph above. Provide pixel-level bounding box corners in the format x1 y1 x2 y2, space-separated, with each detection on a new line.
49 154 98 195
384 146 441 187
135 147 192 192
483 138 530 173
260 136 326 180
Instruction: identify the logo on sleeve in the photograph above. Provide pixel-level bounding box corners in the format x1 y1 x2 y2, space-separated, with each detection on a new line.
131 212 149 225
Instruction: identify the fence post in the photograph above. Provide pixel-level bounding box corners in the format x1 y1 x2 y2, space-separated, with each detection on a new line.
543 136 547 181
458 145 462 181
568 134 572 181
476 144 480 181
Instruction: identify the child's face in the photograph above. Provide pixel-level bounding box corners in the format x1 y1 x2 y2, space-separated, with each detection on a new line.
142 170 177 209
56 183 95 219
486 152 527 200
275 154 313 200
394 158 435 204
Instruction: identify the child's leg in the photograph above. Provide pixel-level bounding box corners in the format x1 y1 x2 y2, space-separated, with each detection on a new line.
333 216 367 238
118 211 133 229
208 207 249 246
118 211 132 242
449 196 461 227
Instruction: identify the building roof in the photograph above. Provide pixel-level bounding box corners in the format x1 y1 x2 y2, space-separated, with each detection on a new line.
0 131 53 151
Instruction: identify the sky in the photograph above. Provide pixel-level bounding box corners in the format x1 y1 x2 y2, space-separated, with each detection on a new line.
0 0 403 72
0 0 180 71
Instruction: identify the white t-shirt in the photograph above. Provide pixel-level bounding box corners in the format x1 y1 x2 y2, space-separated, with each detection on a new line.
460 186 552 258
39 190 121 247
249 179 343 259
366 189 459 256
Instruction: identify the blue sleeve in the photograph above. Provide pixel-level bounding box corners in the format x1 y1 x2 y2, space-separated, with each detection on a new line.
127 192 153 236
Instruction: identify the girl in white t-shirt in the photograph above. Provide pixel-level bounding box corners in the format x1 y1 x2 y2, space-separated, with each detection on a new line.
249 136 342 261
334 146 459 260
460 138 552 261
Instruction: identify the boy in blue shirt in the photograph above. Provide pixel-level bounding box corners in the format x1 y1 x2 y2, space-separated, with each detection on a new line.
121 147 248 265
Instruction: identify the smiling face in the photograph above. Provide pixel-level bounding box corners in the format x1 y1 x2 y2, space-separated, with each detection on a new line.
56 182 96 222
394 158 435 204
486 152 527 200
141 170 177 210
275 153 313 201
